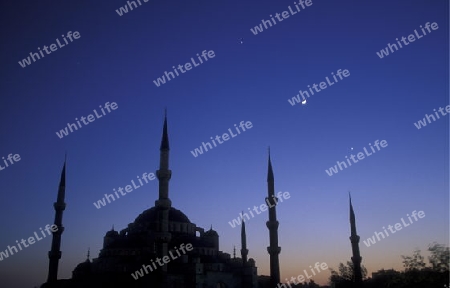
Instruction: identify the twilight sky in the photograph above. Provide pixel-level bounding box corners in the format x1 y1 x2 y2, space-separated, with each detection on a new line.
0 0 448 287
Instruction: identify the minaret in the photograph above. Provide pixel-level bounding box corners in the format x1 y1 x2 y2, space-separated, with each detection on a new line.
46 158 67 284
241 211 248 265
349 192 363 287
155 110 172 276
266 149 281 287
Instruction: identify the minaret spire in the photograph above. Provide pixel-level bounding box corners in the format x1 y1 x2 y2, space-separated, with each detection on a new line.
349 192 363 287
241 211 248 265
155 111 172 283
160 108 169 151
267 147 274 182
46 158 67 284
266 148 281 287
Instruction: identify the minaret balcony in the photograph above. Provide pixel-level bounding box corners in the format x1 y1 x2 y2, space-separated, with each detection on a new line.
349 235 360 242
266 221 279 230
156 170 172 180
267 246 281 254
53 202 66 210
52 226 65 234
351 256 362 262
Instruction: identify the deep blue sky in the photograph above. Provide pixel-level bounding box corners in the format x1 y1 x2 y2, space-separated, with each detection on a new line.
0 0 448 287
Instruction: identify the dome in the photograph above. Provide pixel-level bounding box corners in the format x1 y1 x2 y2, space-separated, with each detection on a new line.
134 206 191 225
105 229 119 237
72 259 91 279
204 228 218 237
74 259 91 270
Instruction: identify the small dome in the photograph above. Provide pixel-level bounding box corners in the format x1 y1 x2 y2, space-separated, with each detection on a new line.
73 259 91 277
204 228 218 237
105 229 119 237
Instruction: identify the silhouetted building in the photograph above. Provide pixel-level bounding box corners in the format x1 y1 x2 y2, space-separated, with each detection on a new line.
41 113 258 288
371 269 398 278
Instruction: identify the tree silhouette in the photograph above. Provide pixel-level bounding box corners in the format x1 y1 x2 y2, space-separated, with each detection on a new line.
363 243 450 288
401 249 426 271
428 242 449 272
329 261 367 287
